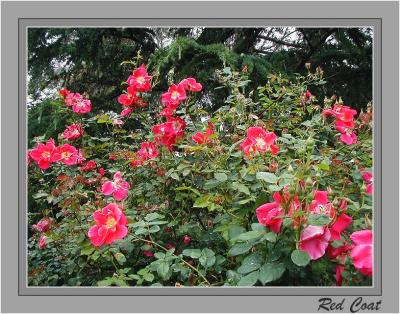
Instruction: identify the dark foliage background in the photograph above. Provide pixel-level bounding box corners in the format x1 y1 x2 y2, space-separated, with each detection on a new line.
28 27 372 113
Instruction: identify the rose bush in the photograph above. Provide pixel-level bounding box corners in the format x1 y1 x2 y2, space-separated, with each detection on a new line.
27 63 373 287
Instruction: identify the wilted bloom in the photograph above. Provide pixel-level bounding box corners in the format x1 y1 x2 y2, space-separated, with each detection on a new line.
88 203 128 246
143 250 154 257
362 171 373 195
183 235 191 245
101 171 130 201
126 64 152 92
137 142 159 160
62 124 84 140
240 127 279 158
38 235 47 249
350 230 373 276
180 78 202 92
299 225 331 260
79 160 97 171
32 217 50 232
165 243 175 250
309 190 335 220
98 167 105 176
192 122 214 145
29 138 59 170
256 192 284 233
329 213 352 241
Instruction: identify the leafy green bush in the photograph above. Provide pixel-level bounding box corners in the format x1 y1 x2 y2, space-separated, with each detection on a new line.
27 63 373 287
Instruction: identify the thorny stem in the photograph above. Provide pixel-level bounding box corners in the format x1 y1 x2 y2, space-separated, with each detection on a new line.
130 233 210 286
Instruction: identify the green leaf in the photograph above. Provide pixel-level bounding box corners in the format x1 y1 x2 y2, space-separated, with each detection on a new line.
237 270 259 286
145 213 163 221
251 223 267 233
80 245 95 256
269 185 283 192
97 278 113 286
228 243 253 256
231 182 250 195
203 179 221 190
182 249 202 259
170 172 180 180
264 232 277 243
317 163 330 171
259 263 286 285
237 231 263 241
143 272 155 282
149 225 161 233
214 172 228 182
237 253 262 274
154 252 166 259
193 195 212 208
199 248 216 268
229 225 246 240
114 252 126 265
291 249 310 266
157 261 170 279
308 214 331 226
256 172 278 184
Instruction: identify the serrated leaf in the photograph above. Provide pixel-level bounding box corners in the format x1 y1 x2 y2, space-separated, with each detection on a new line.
228 243 253 256
237 270 259 286
264 232 277 243
237 253 262 274
291 249 310 266
259 262 285 285
182 249 202 259
232 182 251 195
256 172 278 184
237 230 263 241
157 261 170 279
308 214 331 226
214 172 228 182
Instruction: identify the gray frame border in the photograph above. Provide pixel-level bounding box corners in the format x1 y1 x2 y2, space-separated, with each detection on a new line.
2 1 398 313
18 17 382 297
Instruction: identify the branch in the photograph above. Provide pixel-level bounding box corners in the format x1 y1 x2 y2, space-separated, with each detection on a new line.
257 35 304 49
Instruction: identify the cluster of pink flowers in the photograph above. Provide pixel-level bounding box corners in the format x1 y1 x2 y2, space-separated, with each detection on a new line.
32 217 51 249
256 189 373 281
117 65 151 116
87 171 130 246
60 89 92 114
323 103 358 145
29 139 84 170
161 78 202 117
152 116 187 151
240 126 279 158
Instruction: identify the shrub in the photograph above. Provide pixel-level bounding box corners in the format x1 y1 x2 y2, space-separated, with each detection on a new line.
27 63 373 287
